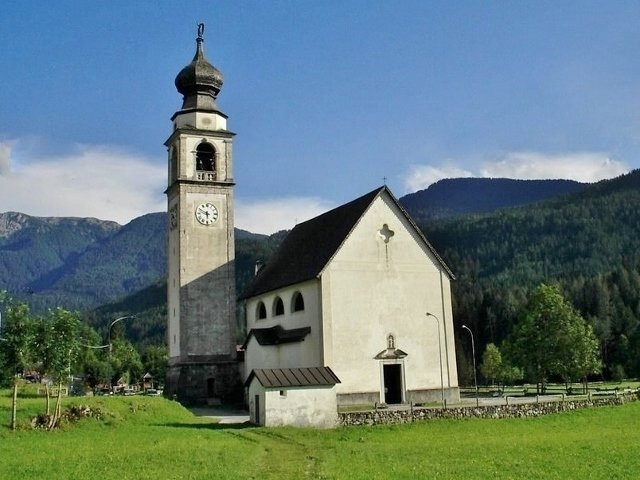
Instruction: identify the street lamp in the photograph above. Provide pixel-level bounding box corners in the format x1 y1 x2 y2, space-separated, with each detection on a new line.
461 324 479 403
80 315 137 353
108 315 136 355
426 312 445 408
106 315 136 392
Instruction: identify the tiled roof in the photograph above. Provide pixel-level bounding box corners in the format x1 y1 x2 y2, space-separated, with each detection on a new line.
240 187 383 299
245 366 341 388
241 325 311 350
240 186 454 300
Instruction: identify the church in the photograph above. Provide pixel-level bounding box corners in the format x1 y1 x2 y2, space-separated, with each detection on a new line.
164 26 459 427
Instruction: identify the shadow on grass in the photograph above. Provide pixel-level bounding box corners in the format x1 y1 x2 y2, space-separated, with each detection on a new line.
155 421 253 430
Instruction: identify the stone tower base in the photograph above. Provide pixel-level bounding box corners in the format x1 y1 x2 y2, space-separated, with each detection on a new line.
165 360 241 405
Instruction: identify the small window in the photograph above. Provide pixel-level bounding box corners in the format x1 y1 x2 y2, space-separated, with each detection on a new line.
170 146 178 182
195 142 215 171
256 301 267 320
273 297 284 316
279 390 287 397
387 335 395 349
292 291 305 312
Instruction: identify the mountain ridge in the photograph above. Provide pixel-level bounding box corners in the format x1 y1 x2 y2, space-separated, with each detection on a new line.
400 177 588 221
0 173 633 314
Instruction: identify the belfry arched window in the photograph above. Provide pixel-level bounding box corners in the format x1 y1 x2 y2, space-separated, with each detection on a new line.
291 291 305 312
256 301 267 320
273 297 285 316
195 142 215 172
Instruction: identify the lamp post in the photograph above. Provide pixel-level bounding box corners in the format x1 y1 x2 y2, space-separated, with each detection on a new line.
108 315 136 356
105 315 136 392
426 312 445 408
461 324 478 403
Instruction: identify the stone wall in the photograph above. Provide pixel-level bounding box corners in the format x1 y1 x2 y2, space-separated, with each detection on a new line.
339 392 639 426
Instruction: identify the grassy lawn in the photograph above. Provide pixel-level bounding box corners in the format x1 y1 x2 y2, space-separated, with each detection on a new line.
1 388 640 479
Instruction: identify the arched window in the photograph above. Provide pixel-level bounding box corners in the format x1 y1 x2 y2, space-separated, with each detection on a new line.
170 146 178 182
291 291 305 312
387 335 395 349
273 297 284 316
256 301 267 320
195 142 215 171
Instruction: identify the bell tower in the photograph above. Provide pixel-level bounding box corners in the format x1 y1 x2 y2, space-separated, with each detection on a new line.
165 24 238 404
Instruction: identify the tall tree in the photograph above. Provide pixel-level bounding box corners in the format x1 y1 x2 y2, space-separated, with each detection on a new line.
0 295 34 430
480 343 503 386
507 284 601 393
557 318 601 392
32 315 55 415
110 338 143 386
141 345 168 385
46 308 81 429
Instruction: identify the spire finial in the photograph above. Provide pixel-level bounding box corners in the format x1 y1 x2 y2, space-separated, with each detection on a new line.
174 22 223 110
196 23 205 54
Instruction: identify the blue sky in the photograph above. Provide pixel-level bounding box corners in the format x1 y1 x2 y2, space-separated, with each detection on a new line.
1 1 638 232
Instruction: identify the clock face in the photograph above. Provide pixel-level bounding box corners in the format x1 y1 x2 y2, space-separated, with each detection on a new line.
195 203 218 225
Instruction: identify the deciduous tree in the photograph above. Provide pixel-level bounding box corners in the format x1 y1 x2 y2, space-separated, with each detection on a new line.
0 295 34 430
508 283 601 393
480 343 503 386
46 308 81 429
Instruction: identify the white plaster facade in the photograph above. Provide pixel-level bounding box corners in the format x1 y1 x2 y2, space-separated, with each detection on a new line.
243 188 459 412
248 379 338 428
243 279 323 377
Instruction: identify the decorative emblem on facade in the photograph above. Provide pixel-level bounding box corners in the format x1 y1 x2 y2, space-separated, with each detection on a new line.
379 223 395 243
375 334 408 360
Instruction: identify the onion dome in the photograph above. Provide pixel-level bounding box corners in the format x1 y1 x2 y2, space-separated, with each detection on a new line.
174 23 223 111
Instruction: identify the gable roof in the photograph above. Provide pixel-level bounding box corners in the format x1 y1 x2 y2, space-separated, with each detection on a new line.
240 186 454 299
245 366 341 388
241 325 311 350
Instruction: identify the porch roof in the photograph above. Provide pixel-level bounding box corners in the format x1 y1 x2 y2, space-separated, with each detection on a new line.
245 366 341 388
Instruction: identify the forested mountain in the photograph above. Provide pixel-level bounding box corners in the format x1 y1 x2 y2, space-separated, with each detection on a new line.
400 177 587 221
3 172 640 382
85 231 287 346
0 212 166 312
0 212 120 304
0 209 284 314
0 177 586 313
419 169 640 381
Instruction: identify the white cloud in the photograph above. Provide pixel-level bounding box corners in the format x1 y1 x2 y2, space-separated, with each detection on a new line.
0 140 165 224
0 138 335 234
480 151 628 182
403 163 474 192
402 151 629 192
236 197 334 235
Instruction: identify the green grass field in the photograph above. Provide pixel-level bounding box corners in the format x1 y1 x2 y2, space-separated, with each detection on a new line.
1 389 639 479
